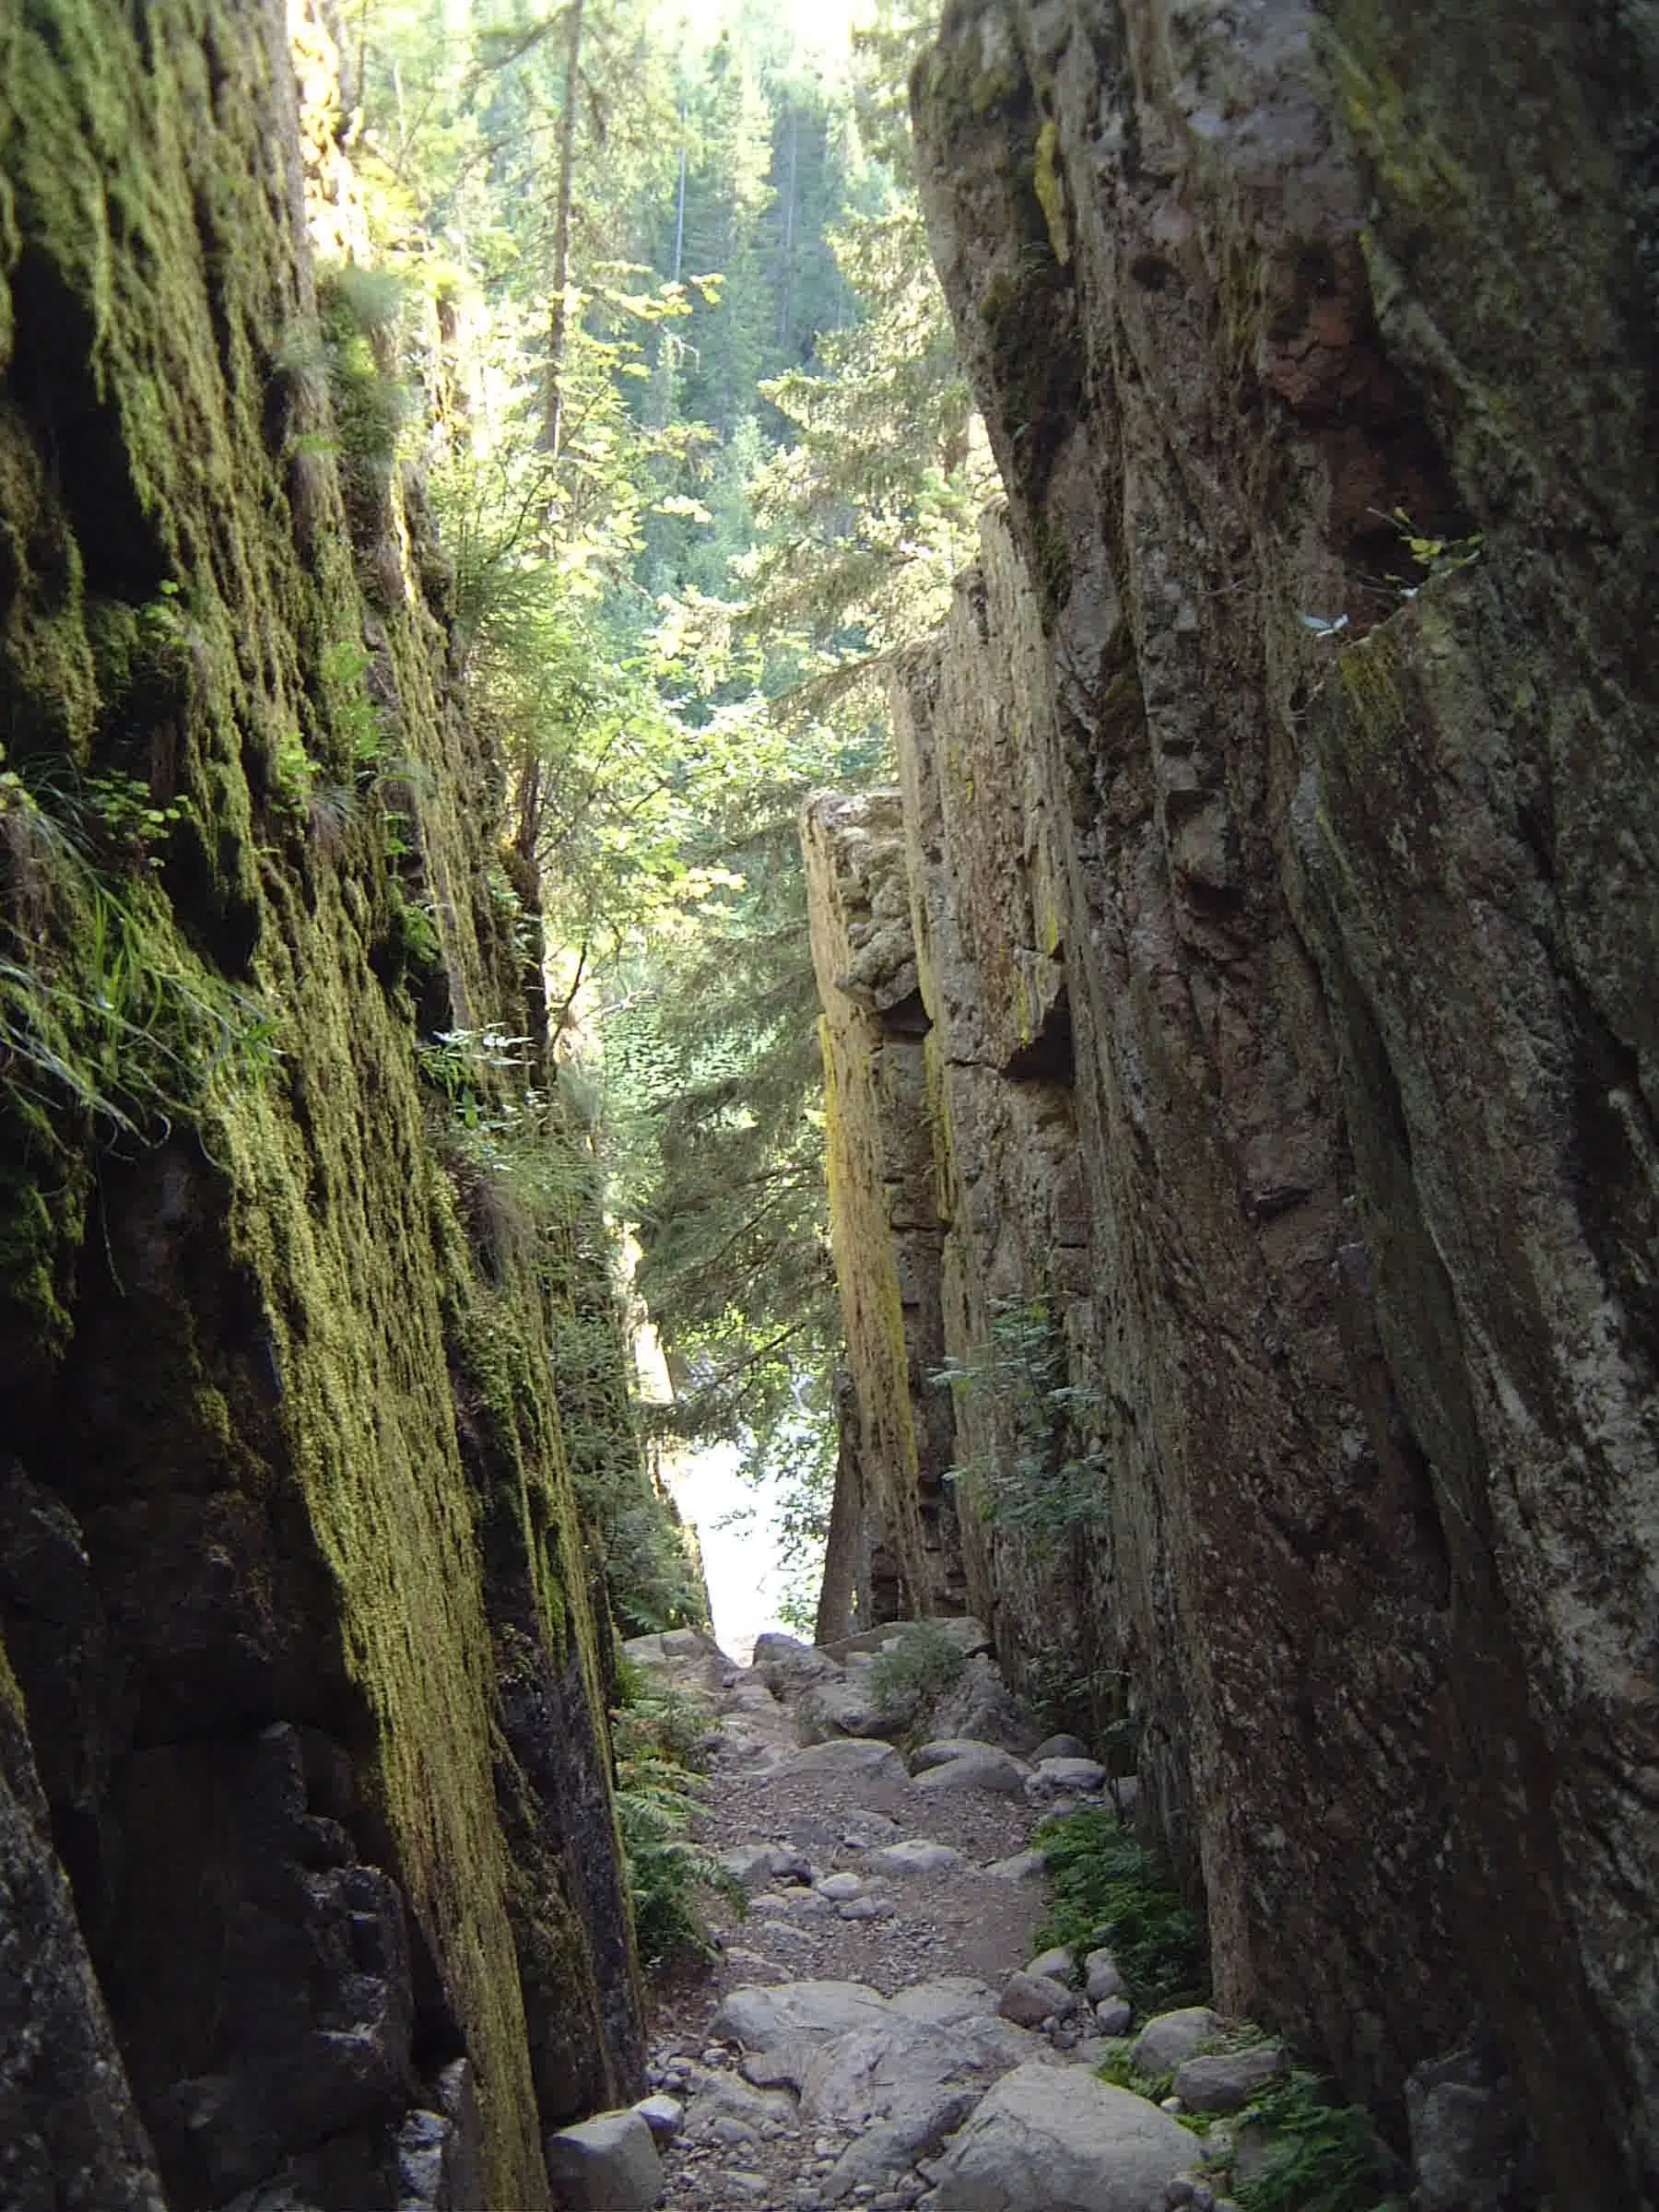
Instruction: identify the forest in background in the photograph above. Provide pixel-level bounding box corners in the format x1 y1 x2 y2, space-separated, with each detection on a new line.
329 0 992 1619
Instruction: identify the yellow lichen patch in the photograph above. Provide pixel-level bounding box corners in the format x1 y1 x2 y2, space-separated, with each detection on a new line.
1034 118 1071 267
1321 29 1473 215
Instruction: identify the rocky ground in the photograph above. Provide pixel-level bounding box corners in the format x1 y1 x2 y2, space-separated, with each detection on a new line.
542 1621 1275 2212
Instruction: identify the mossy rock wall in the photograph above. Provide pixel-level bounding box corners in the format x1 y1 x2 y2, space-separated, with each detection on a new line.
889 0 1659 2199
0 4 655 2204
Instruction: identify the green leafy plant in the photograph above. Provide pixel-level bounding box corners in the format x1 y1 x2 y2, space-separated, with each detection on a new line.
83 771 189 859
1231 2069 1398 2212
869 1618 966 1720
272 727 317 809
1379 507 1483 596
1025 1653 1131 1747
934 1299 1106 1552
319 637 389 778
1034 1806 1209 2016
611 1667 735 1974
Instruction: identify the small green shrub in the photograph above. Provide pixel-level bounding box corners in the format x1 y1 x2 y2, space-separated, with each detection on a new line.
869 1619 966 1720
1034 1806 1209 2015
1231 2068 1397 2212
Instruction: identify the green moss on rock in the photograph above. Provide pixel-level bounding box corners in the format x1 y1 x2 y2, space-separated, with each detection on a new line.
0 4 652 2202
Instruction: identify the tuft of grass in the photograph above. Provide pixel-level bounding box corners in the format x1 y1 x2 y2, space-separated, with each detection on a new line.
1034 1806 1209 2015
1232 2068 1398 2212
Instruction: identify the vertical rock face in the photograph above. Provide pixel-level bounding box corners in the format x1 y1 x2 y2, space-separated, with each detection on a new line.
0 4 664 2204
804 793 962 1622
810 0 1658 2197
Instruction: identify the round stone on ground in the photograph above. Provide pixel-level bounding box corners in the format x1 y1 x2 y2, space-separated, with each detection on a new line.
1131 2006 1223 2078
865 1838 964 1876
1084 1947 1124 2001
1033 1755 1108 1792
912 1747 1030 1796
1033 1733 1090 1760
996 1971 1077 2026
929 2061 1194 2211
712 1980 892 2050
1025 1944 1076 1983
543 2108 664 2211
1172 2043 1286 2113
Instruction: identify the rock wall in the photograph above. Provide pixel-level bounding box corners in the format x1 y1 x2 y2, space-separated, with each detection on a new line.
809 0 1659 2197
804 793 962 1625
0 4 670 2204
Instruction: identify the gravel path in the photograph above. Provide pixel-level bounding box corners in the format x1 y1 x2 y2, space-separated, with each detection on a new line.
629 1633 1105 2212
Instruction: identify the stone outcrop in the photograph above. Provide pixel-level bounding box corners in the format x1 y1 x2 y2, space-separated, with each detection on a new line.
809 0 1659 2198
0 5 688 2203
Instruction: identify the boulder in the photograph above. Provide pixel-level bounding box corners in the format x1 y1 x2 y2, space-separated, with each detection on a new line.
1406 2037 1525 2212
888 1976 998 2028
683 2071 797 2144
1130 2008 1222 2079
1025 1946 1076 1983
712 1980 891 2051
930 2061 1193 2210
767 1738 908 1784
998 1972 1077 2027
912 1747 1031 1796
1034 1756 1108 1793
796 1667 891 1743
1172 2044 1286 2114
980 1848 1046 1882
542 2109 663 2211
865 1838 965 1877
826 1616 994 1662
925 1653 1042 1754
1084 1948 1124 2003
799 2012 1041 2129
751 1631 841 1695
1034 1733 1091 1761
912 1736 1011 1771
720 1842 813 1889
631 2093 683 2144
822 2091 980 2202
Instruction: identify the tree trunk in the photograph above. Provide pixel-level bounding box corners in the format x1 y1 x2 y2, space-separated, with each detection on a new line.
542 0 585 454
